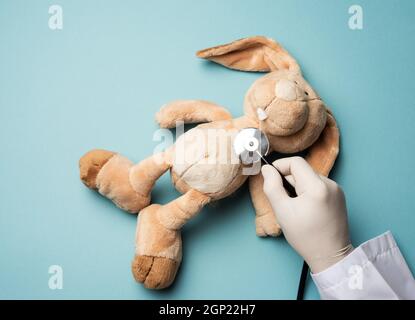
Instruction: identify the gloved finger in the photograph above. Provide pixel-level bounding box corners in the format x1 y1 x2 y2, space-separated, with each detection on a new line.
272 157 320 194
261 165 290 203
319 174 338 189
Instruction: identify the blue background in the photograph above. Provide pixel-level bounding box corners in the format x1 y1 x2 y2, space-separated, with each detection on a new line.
0 0 414 299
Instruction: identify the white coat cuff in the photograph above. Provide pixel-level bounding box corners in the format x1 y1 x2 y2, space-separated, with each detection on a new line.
311 231 415 299
311 231 396 289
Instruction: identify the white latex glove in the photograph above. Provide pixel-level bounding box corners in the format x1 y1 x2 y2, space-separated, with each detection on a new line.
261 157 353 273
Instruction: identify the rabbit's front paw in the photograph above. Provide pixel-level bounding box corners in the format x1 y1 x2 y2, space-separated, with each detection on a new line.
256 213 281 237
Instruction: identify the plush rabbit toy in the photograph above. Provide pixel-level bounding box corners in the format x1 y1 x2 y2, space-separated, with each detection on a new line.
79 36 339 289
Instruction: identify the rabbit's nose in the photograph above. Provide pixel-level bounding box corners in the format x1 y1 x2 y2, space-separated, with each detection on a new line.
275 79 303 101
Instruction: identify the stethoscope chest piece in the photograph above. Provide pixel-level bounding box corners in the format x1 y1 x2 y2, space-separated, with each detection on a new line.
233 128 270 165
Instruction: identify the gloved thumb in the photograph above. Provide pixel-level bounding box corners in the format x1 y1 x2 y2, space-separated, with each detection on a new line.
261 165 289 202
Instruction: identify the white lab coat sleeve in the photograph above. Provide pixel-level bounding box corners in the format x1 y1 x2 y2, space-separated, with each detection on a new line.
311 231 415 300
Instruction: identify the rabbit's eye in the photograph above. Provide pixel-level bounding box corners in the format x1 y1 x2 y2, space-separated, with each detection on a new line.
305 91 309 96
294 81 298 85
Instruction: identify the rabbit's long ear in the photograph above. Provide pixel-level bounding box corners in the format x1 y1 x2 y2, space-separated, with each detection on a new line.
196 36 300 73
305 110 339 176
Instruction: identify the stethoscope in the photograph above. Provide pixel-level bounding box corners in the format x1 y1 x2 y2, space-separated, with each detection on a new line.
233 128 309 300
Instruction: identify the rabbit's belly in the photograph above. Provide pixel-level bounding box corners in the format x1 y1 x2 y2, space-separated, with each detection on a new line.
171 127 243 194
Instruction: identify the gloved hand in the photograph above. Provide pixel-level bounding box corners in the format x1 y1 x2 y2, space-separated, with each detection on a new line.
261 157 353 273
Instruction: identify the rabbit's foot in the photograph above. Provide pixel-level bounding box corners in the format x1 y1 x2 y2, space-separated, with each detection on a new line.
132 255 179 289
79 149 151 213
132 204 182 289
79 149 116 189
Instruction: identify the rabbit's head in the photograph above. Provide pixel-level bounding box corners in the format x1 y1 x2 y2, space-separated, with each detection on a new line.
197 36 329 154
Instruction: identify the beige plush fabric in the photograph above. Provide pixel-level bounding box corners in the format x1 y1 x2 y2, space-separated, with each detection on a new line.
79 36 340 289
197 36 300 73
131 189 210 289
156 100 232 128
170 122 246 199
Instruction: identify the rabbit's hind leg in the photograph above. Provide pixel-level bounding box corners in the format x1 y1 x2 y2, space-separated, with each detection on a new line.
132 189 210 289
79 150 170 213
